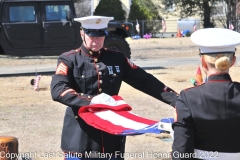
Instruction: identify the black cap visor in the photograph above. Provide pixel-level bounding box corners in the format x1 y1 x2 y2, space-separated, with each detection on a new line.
83 28 108 37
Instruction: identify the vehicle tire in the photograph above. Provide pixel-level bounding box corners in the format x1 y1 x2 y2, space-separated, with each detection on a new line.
104 34 131 59
0 45 5 55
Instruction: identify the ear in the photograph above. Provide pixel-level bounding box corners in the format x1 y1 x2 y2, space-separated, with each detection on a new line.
80 30 84 37
230 55 236 67
201 56 208 69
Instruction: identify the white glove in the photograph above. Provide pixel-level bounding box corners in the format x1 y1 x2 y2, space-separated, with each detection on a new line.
90 93 117 106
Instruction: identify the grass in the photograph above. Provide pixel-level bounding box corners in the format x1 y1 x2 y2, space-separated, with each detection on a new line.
1 38 240 160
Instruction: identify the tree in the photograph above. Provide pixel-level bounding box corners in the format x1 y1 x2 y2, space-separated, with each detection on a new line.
74 0 91 17
94 0 126 21
128 0 162 37
163 0 218 28
226 0 237 30
163 0 238 29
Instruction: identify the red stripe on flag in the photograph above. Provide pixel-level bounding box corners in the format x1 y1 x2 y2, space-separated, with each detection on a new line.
80 111 131 134
78 95 160 135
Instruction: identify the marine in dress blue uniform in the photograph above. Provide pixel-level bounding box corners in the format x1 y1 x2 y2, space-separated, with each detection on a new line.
50 16 178 160
172 28 240 160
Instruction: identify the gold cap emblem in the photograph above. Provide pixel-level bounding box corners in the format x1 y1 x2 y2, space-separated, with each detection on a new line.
96 19 101 24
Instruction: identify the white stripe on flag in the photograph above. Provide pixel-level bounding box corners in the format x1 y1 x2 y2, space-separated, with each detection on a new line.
91 100 127 106
34 75 41 91
90 93 127 106
95 110 149 129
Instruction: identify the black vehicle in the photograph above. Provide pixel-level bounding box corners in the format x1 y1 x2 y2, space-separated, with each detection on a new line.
0 0 133 58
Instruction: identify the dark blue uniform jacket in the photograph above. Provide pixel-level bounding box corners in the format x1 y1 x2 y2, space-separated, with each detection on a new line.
172 73 240 160
51 45 177 155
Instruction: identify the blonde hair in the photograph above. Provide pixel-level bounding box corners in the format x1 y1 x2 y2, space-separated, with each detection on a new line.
203 53 234 71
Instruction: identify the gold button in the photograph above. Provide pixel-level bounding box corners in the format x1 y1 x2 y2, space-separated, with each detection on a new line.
95 58 98 62
99 88 102 92
88 96 91 98
81 93 84 96
75 49 78 52
82 75 84 78
113 73 116 77
75 116 78 119
99 80 103 84
98 51 101 54
99 72 102 75
89 51 93 55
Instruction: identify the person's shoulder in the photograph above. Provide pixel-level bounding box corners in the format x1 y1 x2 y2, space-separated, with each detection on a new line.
103 47 122 54
182 83 205 93
102 48 125 60
61 48 80 57
58 48 80 62
233 81 240 89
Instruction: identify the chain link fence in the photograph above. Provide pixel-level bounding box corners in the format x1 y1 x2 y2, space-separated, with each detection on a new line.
127 19 201 38
126 19 240 38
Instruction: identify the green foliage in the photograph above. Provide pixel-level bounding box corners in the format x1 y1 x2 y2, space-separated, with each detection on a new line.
128 0 162 36
94 0 126 21
185 32 191 37
128 0 147 21
129 0 161 21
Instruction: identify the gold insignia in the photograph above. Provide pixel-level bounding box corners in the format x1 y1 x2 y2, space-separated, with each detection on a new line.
96 19 101 24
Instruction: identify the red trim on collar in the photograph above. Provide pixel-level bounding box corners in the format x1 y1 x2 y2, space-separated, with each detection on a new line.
80 47 102 58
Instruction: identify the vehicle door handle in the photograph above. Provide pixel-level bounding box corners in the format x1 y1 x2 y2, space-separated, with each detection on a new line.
6 25 11 29
43 23 50 28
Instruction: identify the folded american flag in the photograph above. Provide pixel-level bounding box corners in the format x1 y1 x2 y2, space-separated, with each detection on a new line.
78 94 173 135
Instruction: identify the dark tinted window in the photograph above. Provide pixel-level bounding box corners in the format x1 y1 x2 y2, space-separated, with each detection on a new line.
9 6 35 22
45 5 70 21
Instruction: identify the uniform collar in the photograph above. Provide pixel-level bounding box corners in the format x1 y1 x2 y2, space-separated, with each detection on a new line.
207 73 232 82
80 44 102 57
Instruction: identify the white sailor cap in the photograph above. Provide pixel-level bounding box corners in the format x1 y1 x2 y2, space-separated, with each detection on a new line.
74 16 114 37
190 28 240 54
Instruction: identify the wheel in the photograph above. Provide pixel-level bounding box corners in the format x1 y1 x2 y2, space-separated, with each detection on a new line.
104 34 131 59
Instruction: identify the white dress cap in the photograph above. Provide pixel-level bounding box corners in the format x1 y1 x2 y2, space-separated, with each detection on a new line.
190 28 240 54
74 16 114 29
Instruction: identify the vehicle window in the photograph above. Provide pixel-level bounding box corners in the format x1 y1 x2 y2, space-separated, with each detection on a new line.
9 6 35 22
45 5 70 21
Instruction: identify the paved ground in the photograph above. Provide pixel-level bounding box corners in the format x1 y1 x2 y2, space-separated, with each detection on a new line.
0 37 197 76
1 56 240 77
0 57 197 76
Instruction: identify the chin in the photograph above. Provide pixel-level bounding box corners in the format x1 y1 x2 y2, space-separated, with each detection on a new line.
91 47 101 52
